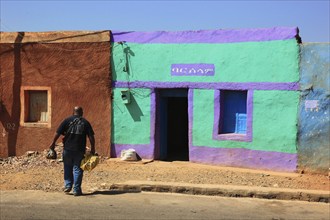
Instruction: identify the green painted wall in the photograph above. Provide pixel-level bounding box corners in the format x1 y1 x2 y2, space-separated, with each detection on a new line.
112 39 299 83
112 88 151 145
112 39 300 155
193 89 299 153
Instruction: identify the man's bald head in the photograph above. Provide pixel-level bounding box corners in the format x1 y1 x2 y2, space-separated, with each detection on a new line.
73 106 83 116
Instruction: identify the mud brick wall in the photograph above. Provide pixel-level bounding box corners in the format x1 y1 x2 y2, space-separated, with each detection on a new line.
0 31 111 157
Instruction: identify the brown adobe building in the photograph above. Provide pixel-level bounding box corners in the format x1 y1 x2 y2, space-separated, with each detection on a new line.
0 31 112 157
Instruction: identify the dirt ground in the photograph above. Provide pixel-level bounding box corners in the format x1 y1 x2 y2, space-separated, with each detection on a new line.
0 146 329 193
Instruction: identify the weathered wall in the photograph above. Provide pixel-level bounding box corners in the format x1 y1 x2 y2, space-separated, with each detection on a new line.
111 27 300 171
0 31 112 157
298 43 330 174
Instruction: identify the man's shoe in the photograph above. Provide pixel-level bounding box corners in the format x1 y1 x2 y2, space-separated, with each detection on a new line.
63 187 72 193
73 191 82 196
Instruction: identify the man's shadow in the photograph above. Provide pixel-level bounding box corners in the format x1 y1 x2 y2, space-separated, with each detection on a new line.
68 190 142 196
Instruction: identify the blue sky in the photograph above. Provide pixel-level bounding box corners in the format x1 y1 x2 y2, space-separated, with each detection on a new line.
0 0 329 42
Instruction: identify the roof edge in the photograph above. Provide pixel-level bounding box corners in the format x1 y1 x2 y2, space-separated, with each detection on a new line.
0 31 111 43
112 27 300 44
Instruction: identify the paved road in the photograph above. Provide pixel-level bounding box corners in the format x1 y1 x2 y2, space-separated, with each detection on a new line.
1 190 329 220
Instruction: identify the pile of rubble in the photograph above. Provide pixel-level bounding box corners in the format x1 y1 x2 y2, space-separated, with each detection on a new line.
0 145 109 174
0 145 64 173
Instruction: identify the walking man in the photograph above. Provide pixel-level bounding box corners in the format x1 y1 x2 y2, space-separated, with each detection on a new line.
49 106 95 196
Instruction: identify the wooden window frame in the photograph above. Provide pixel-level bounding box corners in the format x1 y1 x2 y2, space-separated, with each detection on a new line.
20 86 51 128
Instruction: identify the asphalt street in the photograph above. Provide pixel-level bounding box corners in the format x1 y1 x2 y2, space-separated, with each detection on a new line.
1 190 329 220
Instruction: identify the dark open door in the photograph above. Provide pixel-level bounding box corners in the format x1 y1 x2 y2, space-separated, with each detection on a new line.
156 89 189 161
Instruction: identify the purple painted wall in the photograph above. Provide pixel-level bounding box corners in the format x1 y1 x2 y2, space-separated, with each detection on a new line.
112 27 299 44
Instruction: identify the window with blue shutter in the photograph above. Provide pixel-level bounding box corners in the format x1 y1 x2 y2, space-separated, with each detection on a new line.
219 90 247 134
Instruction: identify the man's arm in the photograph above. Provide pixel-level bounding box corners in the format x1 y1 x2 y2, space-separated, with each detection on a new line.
88 134 95 155
49 118 68 150
49 133 61 150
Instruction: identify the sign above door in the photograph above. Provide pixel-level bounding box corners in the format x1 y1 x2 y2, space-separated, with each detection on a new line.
171 64 215 76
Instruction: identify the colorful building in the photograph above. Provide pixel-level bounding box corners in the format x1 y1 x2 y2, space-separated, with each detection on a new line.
111 27 301 172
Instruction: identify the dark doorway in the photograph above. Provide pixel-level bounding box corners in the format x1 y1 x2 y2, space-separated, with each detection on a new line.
156 89 189 161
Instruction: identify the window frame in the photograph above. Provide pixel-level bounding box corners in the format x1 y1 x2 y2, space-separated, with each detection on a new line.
20 86 52 128
213 89 253 142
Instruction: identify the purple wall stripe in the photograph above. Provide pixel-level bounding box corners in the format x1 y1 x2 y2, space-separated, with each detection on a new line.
189 146 297 172
113 81 299 91
150 89 156 152
212 90 253 142
112 27 298 44
111 143 154 159
188 89 194 150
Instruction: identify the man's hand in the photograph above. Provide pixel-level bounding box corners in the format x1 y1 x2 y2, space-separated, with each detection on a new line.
49 143 55 150
88 134 95 155
49 133 61 150
90 149 95 155
86 146 95 155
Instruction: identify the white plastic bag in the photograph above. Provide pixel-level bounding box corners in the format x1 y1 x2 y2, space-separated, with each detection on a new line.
120 149 138 161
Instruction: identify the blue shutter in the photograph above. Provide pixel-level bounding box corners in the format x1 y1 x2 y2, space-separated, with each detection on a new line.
235 113 247 134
